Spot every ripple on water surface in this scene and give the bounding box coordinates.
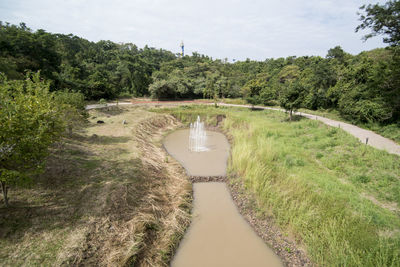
[163,129,230,177]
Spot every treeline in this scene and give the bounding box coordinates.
[0,22,175,99]
[150,54,245,99]
[150,47,400,124]
[149,0,400,125]
[1,18,400,125]
[241,47,400,123]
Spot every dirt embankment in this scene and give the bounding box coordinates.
[130,113,192,266]
[68,110,193,266]
[0,107,191,267]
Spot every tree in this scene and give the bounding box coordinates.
[356,0,400,46]
[335,52,395,123]
[241,76,268,108]
[0,73,65,207]
[54,90,87,135]
[279,80,305,121]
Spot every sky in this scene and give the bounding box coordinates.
[0,0,387,61]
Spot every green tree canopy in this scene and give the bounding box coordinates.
[0,73,65,207]
[356,0,400,46]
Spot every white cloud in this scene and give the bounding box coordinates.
[0,0,387,60]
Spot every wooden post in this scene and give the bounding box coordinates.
[366,137,369,145]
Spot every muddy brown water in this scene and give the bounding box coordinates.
[164,129,282,267]
[171,182,282,267]
[163,129,230,177]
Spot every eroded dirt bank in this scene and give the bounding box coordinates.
[0,107,191,267]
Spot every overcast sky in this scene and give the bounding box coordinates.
[0,0,387,61]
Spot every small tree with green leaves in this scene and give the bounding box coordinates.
[279,81,305,121]
[0,73,65,207]
[54,90,87,135]
[242,78,263,109]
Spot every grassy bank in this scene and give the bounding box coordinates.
[0,106,191,266]
[207,98,400,144]
[161,105,400,266]
[296,108,400,144]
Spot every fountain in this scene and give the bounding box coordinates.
[189,116,208,152]
[163,117,282,267]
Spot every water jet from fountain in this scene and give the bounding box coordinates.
[189,116,208,152]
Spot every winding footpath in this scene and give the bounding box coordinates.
[218,103,400,156]
[86,101,400,156]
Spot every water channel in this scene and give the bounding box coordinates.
[163,127,282,267]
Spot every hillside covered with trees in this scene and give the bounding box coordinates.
[1,1,399,265]
[0,22,175,99]
[1,0,399,126]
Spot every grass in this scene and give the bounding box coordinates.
[212,98,400,144]
[0,106,191,266]
[161,105,400,267]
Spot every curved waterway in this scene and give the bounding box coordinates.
[163,129,282,267]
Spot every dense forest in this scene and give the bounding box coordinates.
[150,47,400,124]
[0,0,399,126]
[0,21,176,99]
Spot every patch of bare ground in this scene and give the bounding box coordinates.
[0,106,191,267]
[361,193,399,213]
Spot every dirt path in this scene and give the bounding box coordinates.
[87,101,400,155]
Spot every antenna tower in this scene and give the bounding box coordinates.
[180,41,184,57]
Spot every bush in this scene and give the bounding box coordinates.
[0,73,65,207]
[339,97,392,123]
[99,98,107,105]
[54,90,87,134]
[55,90,86,111]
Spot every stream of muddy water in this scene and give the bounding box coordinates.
[164,129,282,267]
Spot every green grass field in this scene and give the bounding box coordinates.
[212,98,400,144]
[162,105,400,266]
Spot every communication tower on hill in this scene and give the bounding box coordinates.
[180,41,184,57]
